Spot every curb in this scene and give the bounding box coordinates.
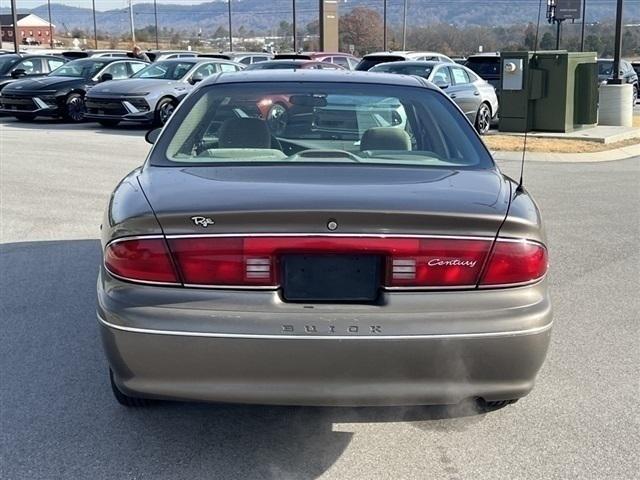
[492,144,640,163]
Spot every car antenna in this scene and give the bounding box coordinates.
[517,0,544,194]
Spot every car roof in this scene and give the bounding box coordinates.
[373,60,443,68]
[466,53,501,59]
[200,69,432,88]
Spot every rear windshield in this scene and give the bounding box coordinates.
[150,82,493,169]
[370,63,434,78]
[355,56,406,71]
[246,61,306,70]
[132,61,194,80]
[465,58,500,77]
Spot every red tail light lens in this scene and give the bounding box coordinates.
[105,235,547,289]
[104,238,179,284]
[480,240,548,286]
[167,236,493,288]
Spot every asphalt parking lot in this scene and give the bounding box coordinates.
[1,117,639,480]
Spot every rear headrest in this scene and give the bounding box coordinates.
[218,117,271,149]
[360,127,411,151]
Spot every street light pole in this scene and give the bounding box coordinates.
[580,0,586,51]
[402,0,407,50]
[10,0,19,53]
[292,0,297,52]
[129,0,136,44]
[610,0,624,84]
[47,0,54,48]
[227,0,233,52]
[153,0,159,49]
[92,0,98,49]
[383,0,387,50]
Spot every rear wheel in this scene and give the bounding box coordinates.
[14,113,35,121]
[154,97,177,126]
[98,119,120,128]
[474,103,492,135]
[64,93,85,122]
[109,369,153,407]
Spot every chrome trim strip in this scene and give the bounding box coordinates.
[183,283,279,290]
[97,313,552,340]
[477,274,547,289]
[104,266,182,287]
[165,233,497,241]
[105,235,165,247]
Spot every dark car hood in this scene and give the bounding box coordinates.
[138,165,512,237]
[2,76,85,92]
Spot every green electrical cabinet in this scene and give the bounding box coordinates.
[498,51,598,133]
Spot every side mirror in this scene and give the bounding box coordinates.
[99,73,113,82]
[434,79,450,89]
[190,73,204,85]
[145,127,162,145]
[11,68,26,79]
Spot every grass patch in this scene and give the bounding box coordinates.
[483,136,640,153]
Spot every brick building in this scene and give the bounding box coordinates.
[0,14,55,45]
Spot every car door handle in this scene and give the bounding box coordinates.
[473,91,480,96]
[450,93,457,98]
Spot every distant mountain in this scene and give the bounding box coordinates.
[0,0,634,36]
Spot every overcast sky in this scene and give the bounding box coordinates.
[1,0,214,11]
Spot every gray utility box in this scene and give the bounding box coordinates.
[499,51,598,133]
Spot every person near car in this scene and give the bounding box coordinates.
[132,45,151,63]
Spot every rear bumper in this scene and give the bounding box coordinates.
[98,270,552,406]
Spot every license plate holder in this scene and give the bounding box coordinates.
[281,254,381,302]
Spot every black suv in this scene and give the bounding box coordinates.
[464,53,501,91]
[0,57,147,122]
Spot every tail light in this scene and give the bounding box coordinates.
[104,237,179,284]
[104,236,547,289]
[479,239,548,287]
[167,236,493,288]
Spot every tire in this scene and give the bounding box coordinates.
[14,113,35,121]
[474,102,492,135]
[266,103,288,135]
[64,93,85,122]
[98,119,120,128]
[154,97,177,127]
[109,369,153,407]
[633,85,638,106]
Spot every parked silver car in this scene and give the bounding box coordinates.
[370,61,499,134]
[85,58,244,126]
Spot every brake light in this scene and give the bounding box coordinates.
[167,236,493,288]
[479,240,548,286]
[104,235,548,289]
[104,238,179,284]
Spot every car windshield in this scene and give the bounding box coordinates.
[370,63,434,78]
[597,61,613,76]
[465,58,500,76]
[0,55,21,75]
[151,81,492,169]
[50,59,109,78]
[132,61,194,80]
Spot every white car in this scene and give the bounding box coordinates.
[356,51,454,71]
